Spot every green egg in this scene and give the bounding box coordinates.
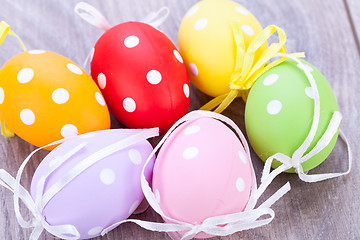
[245,59,339,173]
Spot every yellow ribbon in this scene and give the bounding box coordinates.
[0,21,27,137]
[200,22,305,113]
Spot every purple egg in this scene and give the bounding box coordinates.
[30,129,155,239]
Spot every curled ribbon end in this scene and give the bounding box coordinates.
[1,120,15,137]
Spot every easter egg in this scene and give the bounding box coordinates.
[152,117,254,238]
[245,59,339,172]
[178,0,267,97]
[30,129,156,239]
[0,50,110,149]
[91,22,190,133]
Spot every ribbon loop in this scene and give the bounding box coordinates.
[74,2,112,31]
[200,22,304,113]
[141,7,170,28]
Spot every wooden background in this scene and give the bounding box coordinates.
[0,0,359,239]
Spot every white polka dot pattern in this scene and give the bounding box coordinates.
[52,88,69,104]
[194,18,208,31]
[97,73,106,89]
[146,70,162,85]
[28,50,46,54]
[263,74,279,86]
[238,151,247,165]
[20,109,35,125]
[67,63,83,75]
[95,92,106,106]
[173,49,183,63]
[124,36,139,48]
[129,200,140,214]
[100,168,116,185]
[17,68,34,83]
[267,100,282,115]
[185,5,199,18]
[129,149,142,165]
[0,87,4,104]
[60,124,78,138]
[236,178,245,192]
[189,63,199,77]
[183,84,190,98]
[183,147,199,159]
[235,6,249,15]
[123,97,136,112]
[242,25,254,36]
[184,125,200,135]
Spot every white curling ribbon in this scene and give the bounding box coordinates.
[140,7,170,28]
[74,2,112,31]
[260,53,352,185]
[102,110,291,240]
[0,128,159,240]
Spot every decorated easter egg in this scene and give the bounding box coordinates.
[0,50,110,148]
[178,0,267,97]
[30,129,156,239]
[91,22,190,133]
[152,117,254,238]
[245,59,339,172]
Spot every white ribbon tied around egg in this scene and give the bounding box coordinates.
[259,53,352,187]
[0,128,159,240]
[103,110,292,240]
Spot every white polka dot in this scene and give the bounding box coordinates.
[90,48,95,62]
[267,100,282,115]
[123,97,136,112]
[242,25,254,36]
[97,73,106,89]
[238,151,247,164]
[155,189,161,203]
[100,168,116,185]
[146,70,162,85]
[128,149,142,165]
[124,35,139,48]
[189,63,198,77]
[297,63,313,72]
[49,155,63,168]
[129,200,140,215]
[305,87,315,99]
[173,49,183,63]
[95,92,106,106]
[183,83,190,98]
[20,109,35,125]
[194,18,208,31]
[28,50,45,54]
[183,147,199,159]
[52,88,69,104]
[88,226,103,236]
[17,68,34,83]
[184,125,200,135]
[0,87,4,104]
[67,63,83,75]
[60,124,78,138]
[80,132,96,139]
[263,73,279,86]
[185,5,199,18]
[235,6,249,15]
[236,178,245,192]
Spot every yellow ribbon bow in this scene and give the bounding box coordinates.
[200,22,305,113]
[0,21,27,137]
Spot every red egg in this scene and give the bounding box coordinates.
[91,22,190,133]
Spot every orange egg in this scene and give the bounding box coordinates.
[0,50,110,149]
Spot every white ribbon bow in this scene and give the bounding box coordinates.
[102,110,291,240]
[260,53,352,186]
[0,128,159,240]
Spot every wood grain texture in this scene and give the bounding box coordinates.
[0,0,359,239]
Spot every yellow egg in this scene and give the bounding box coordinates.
[0,50,110,149]
[178,0,267,97]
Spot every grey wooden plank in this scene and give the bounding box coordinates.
[0,0,359,239]
[346,0,360,54]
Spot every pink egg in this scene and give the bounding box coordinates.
[30,129,156,239]
[152,117,254,238]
